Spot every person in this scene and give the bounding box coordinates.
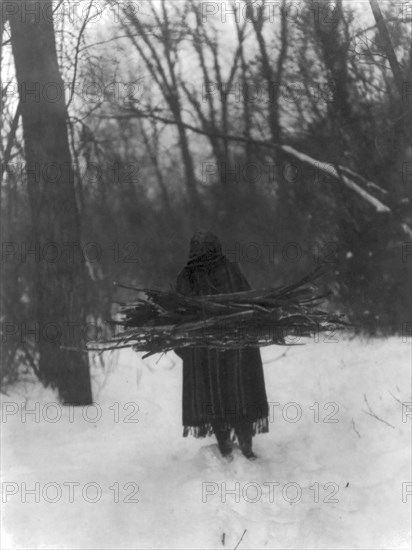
[175,231,269,460]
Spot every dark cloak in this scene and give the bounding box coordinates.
[175,232,269,438]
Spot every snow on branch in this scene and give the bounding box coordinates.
[102,110,412,235]
[401,224,412,238]
[281,145,391,214]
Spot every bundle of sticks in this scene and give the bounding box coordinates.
[89,266,347,357]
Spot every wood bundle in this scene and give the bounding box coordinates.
[89,267,347,357]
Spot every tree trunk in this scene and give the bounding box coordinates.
[369,0,405,98]
[9,0,92,405]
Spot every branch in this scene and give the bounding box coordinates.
[281,145,391,213]
[96,109,411,235]
[66,1,95,110]
[234,529,247,550]
[368,0,405,97]
[2,101,21,181]
[362,393,395,429]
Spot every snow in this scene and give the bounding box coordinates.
[280,145,392,214]
[1,336,411,550]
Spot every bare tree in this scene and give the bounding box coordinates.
[246,0,289,145]
[369,0,406,97]
[118,0,202,212]
[8,0,92,404]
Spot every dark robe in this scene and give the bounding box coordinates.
[175,254,269,438]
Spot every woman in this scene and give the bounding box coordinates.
[175,231,269,460]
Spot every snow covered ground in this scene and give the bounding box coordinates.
[1,335,411,549]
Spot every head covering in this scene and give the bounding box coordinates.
[187,231,224,265]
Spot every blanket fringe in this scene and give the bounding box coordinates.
[183,416,269,438]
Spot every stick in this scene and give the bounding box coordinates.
[234,529,247,550]
[362,394,395,429]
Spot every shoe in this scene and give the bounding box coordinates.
[222,451,234,462]
[235,421,256,460]
[213,423,233,459]
[217,439,233,458]
[238,435,256,459]
[242,449,257,460]
[238,437,257,459]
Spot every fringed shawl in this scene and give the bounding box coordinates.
[176,234,269,438]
